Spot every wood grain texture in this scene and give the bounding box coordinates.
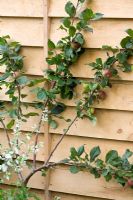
[49,0,133,19]
[0,0,43,17]
[0,18,43,46]
[50,167,133,200]
[50,18,133,48]
[51,192,110,200]
[50,107,133,142]
[50,134,133,162]
[22,47,45,75]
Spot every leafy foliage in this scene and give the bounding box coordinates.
[76,30,133,124]
[0,187,40,200]
[68,146,133,188]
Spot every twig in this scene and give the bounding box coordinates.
[23,115,78,185]
[45,115,78,165]
[0,118,11,148]
[33,81,56,169]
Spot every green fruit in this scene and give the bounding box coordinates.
[87,107,95,115]
[131,65,133,71]
[83,83,90,93]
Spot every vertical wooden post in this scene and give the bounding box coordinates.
[43,0,51,199]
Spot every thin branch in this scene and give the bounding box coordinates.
[45,115,78,165]
[23,115,78,186]
[33,81,56,169]
[0,118,11,148]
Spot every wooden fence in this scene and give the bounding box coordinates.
[0,0,133,200]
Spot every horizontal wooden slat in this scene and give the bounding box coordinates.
[50,134,133,162]
[57,83,133,111]
[50,107,133,142]
[0,0,43,17]
[22,47,45,75]
[1,82,133,111]
[50,18,133,48]
[49,0,133,19]
[51,192,109,200]
[70,49,133,80]
[0,18,43,46]
[50,167,133,200]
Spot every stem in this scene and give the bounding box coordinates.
[45,115,78,165]
[13,72,22,119]
[0,119,24,182]
[24,0,85,185]
[33,81,56,169]
[23,115,78,186]
[0,118,11,148]
[72,0,80,25]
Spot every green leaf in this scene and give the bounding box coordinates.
[0,72,11,81]
[104,173,112,182]
[79,0,85,3]
[79,9,94,21]
[69,166,79,174]
[96,58,102,65]
[116,52,127,63]
[17,76,29,85]
[62,18,71,28]
[9,109,17,118]
[120,36,133,49]
[73,33,84,45]
[122,149,133,160]
[77,145,84,156]
[102,45,118,53]
[51,103,66,115]
[37,88,47,100]
[7,119,15,129]
[49,120,58,129]
[24,112,39,118]
[90,146,101,162]
[70,147,78,160]
[92,13,104,20]
[115,176,127,186]
[126,29,133,37]
[48,39,56,50]
[28,78,46,87]
[88,82,99,91]
[65,1,76,17]
[69,26,76,37]
[105,150,118,163]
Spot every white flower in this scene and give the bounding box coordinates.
[1,164,8,172]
